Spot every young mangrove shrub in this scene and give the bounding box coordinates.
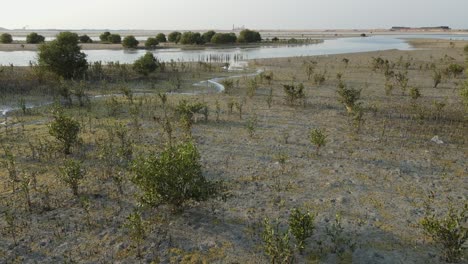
[38,32,88,79]
[432,70,442,88]
[175,100,208,134]
[124,211,148,259]
[131,141,218,209]
[409,87,421,101]
[246,114,258,138]
[283,83,305,106]
[309,128,327,155]
[221,79,234,94]
[337,81,361,113]
[59,159,86,196]
[247,79,259,98]
[326,214,356,257]
[122,35,139,49]
[262,218,294,264]
[445,64,465,78]
[266,87,274,108]
[48,109,80,155]
[145,37,159,49]
[395,71,409,94]
[289,208,315,254]
[420,203,467,263]
[133,52,159,76]
[313,72,326,85]
[461,82,468,110]
[0,33,13,44]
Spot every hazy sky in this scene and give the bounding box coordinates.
[2,0,467,30]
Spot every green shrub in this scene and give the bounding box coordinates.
[395,71,409,94]
[202,30,216,43]
[461,82,468,110]
[337,81,361,113]
[124,211,148,258]
[433,70,442,88]
[38,32,88,79]
[0,33,13,44]
[326,214,356,257]
[108,34,122,44]
[133,52,158,76]
[410,87,421,100]
[283,83,305,106]
[289,208,315,254]
[237,29,262,43]
[168,31,182,43]
[179,31,204,45]
[309,128,327,154]
[78,35,92,43]
[59,159,85,196]
[99,31,111,42]
[313,72,326,85]
[155,33,167,43]
[211,33,237,44]
[48,109,80,154]
[246,114,258,138]
[262,218,294,263]
[420,203,467,263]
[175,100,208,133]
[221,79,234,94]
[145,37,159,49]
[122,35,139,49]
[26,32,45,44]
[445,64,465,78]
[131,141,218,209]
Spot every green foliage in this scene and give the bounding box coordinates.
[133,52,158,76]
[99,31,111,42]
[78,34,92,43]
[145,37,159,49]
[155,33,167,43]
[410,87,421,100]
[445,64,465,78]
[461,82,468,110]
[245,114,258,138]
[420,203,467,263]
[48,109,80,154]
[168,31,182,43]
[337,81,361,113]
[432,70,442,88]
[26,32,45,44]
[175,100,208,133]
[289,208,315,254]
[202,30,216,43]
[59,159,86,196]
[131,141,218,208]
[395,71,409,94]
[262,218,294,264]
[122,35,139,49]
[221,79,234,94]
[108,34,122,44]
[326,214,356,257]
[283,83,305,106]
[309,128,327,154]
[0,33,13,44]
[247,79,258,98]
[38,31,88,79]
[313,72,326,85]
[124,211,148,258]
[210,33,237,44]
[179,31,204,45]
[238,29,262,43]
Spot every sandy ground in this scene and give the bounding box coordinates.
[408,38,468,49]
[0,44,467,263]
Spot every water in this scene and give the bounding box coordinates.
[2,34,468,66]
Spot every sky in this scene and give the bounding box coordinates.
[1,0,468,30]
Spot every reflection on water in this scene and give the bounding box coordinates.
[1,34,467,66]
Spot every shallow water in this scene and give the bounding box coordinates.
[2,34,468,66]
